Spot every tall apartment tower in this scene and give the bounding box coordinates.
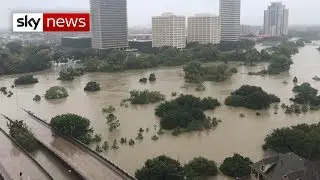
[219,0,241,41]
[90,0,128,49]
[152,13,186,49]
[264,2,289,36]
[187,14,221,44]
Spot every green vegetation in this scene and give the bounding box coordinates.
[102,105,115,114]
[183,61,237,83]
[219,154,253,178]
[82,40,254,73]
[102,141,109,150]
[290,83,319,105]
[106,113,120,131]
[135,155,219,180]
[155,95,221,131]
[267,54,293,74]
[50,114,94,144]
[57,67,84,81]
[127,90,165,104]
[14,75,38,85]
[148,73,156,81]
[7,120,38,153]
[33,95,41,101]
[225,85,280,110]
[184,157,218,179]
[263,123,320,160]
[93,134,102,142]
[45,86,69,99]
[0,42,52,75]
[317,47,320,51]
[135,155,184,180]
[84,81,100,92]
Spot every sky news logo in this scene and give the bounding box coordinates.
[12,13,90,32]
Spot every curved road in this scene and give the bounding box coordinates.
[0,129,51,180]
[19,112,133,180]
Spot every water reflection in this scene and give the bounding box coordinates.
[0,43,319,179]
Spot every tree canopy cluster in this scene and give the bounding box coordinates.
[155,94,221,131]
[7,120,38,153]
[219,154,253,178]
[0,42,52,75]
[50,114,94,144]
[84,81,101,92]
[57,67,84,81]
[128,90,165,104]
[183,61,237,83]
[82,40,255,73]
[263,123,320,160]
[225,85,280,110]
[135,155,218,180]
[290,83,319,105]
[14,75,38,85]
[266,41,299,74]
[45,86,69,99]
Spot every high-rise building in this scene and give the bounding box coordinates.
[90,0,128,49]
[219,0,241,41]
[187,14,221,44]
[240,25,262,35]
[152,13,186,49]
[264,2,289,36]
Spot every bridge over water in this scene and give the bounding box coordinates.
[11,108,136,180]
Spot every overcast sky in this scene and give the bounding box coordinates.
[1,0,319,29]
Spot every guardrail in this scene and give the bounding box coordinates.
[36,138,87,180]
[0,116,54,180]
[21,107,137,180]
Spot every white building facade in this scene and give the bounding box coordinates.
[90,0,128,49]
[187,14,221,44]
[152,13,186,49]
[219,0,241,41]
[264,2,289,36]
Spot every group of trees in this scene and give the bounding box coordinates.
[7,120,38,153]
[44,86,69,99]
[0,42,52,75]
[154,95,221,131]
[225,85,280,110]
[289,83,320,109]
[263,123,320,160]
[57,67,84,81]
[14,75,38,85]
[82,40,256,73]
[127,90,165,104]
[135,155,217,180]
[50,114,95,144]
[135,154,253,180]
[183,61,237,83]
[84,81,101,92]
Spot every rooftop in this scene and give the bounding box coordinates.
[250,152,320,180]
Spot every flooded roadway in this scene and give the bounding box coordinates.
[0,43,320,179]
[0,117,52,180]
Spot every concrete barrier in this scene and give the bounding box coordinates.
[36,139,88,180]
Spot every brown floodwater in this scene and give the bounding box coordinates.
[0,43,320,179]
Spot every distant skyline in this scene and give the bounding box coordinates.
[1,0,320,30]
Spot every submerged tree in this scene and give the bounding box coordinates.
[219,154,253,178]
[7,120,38,153]
[50,114,94,144]
[106,113,120,131]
